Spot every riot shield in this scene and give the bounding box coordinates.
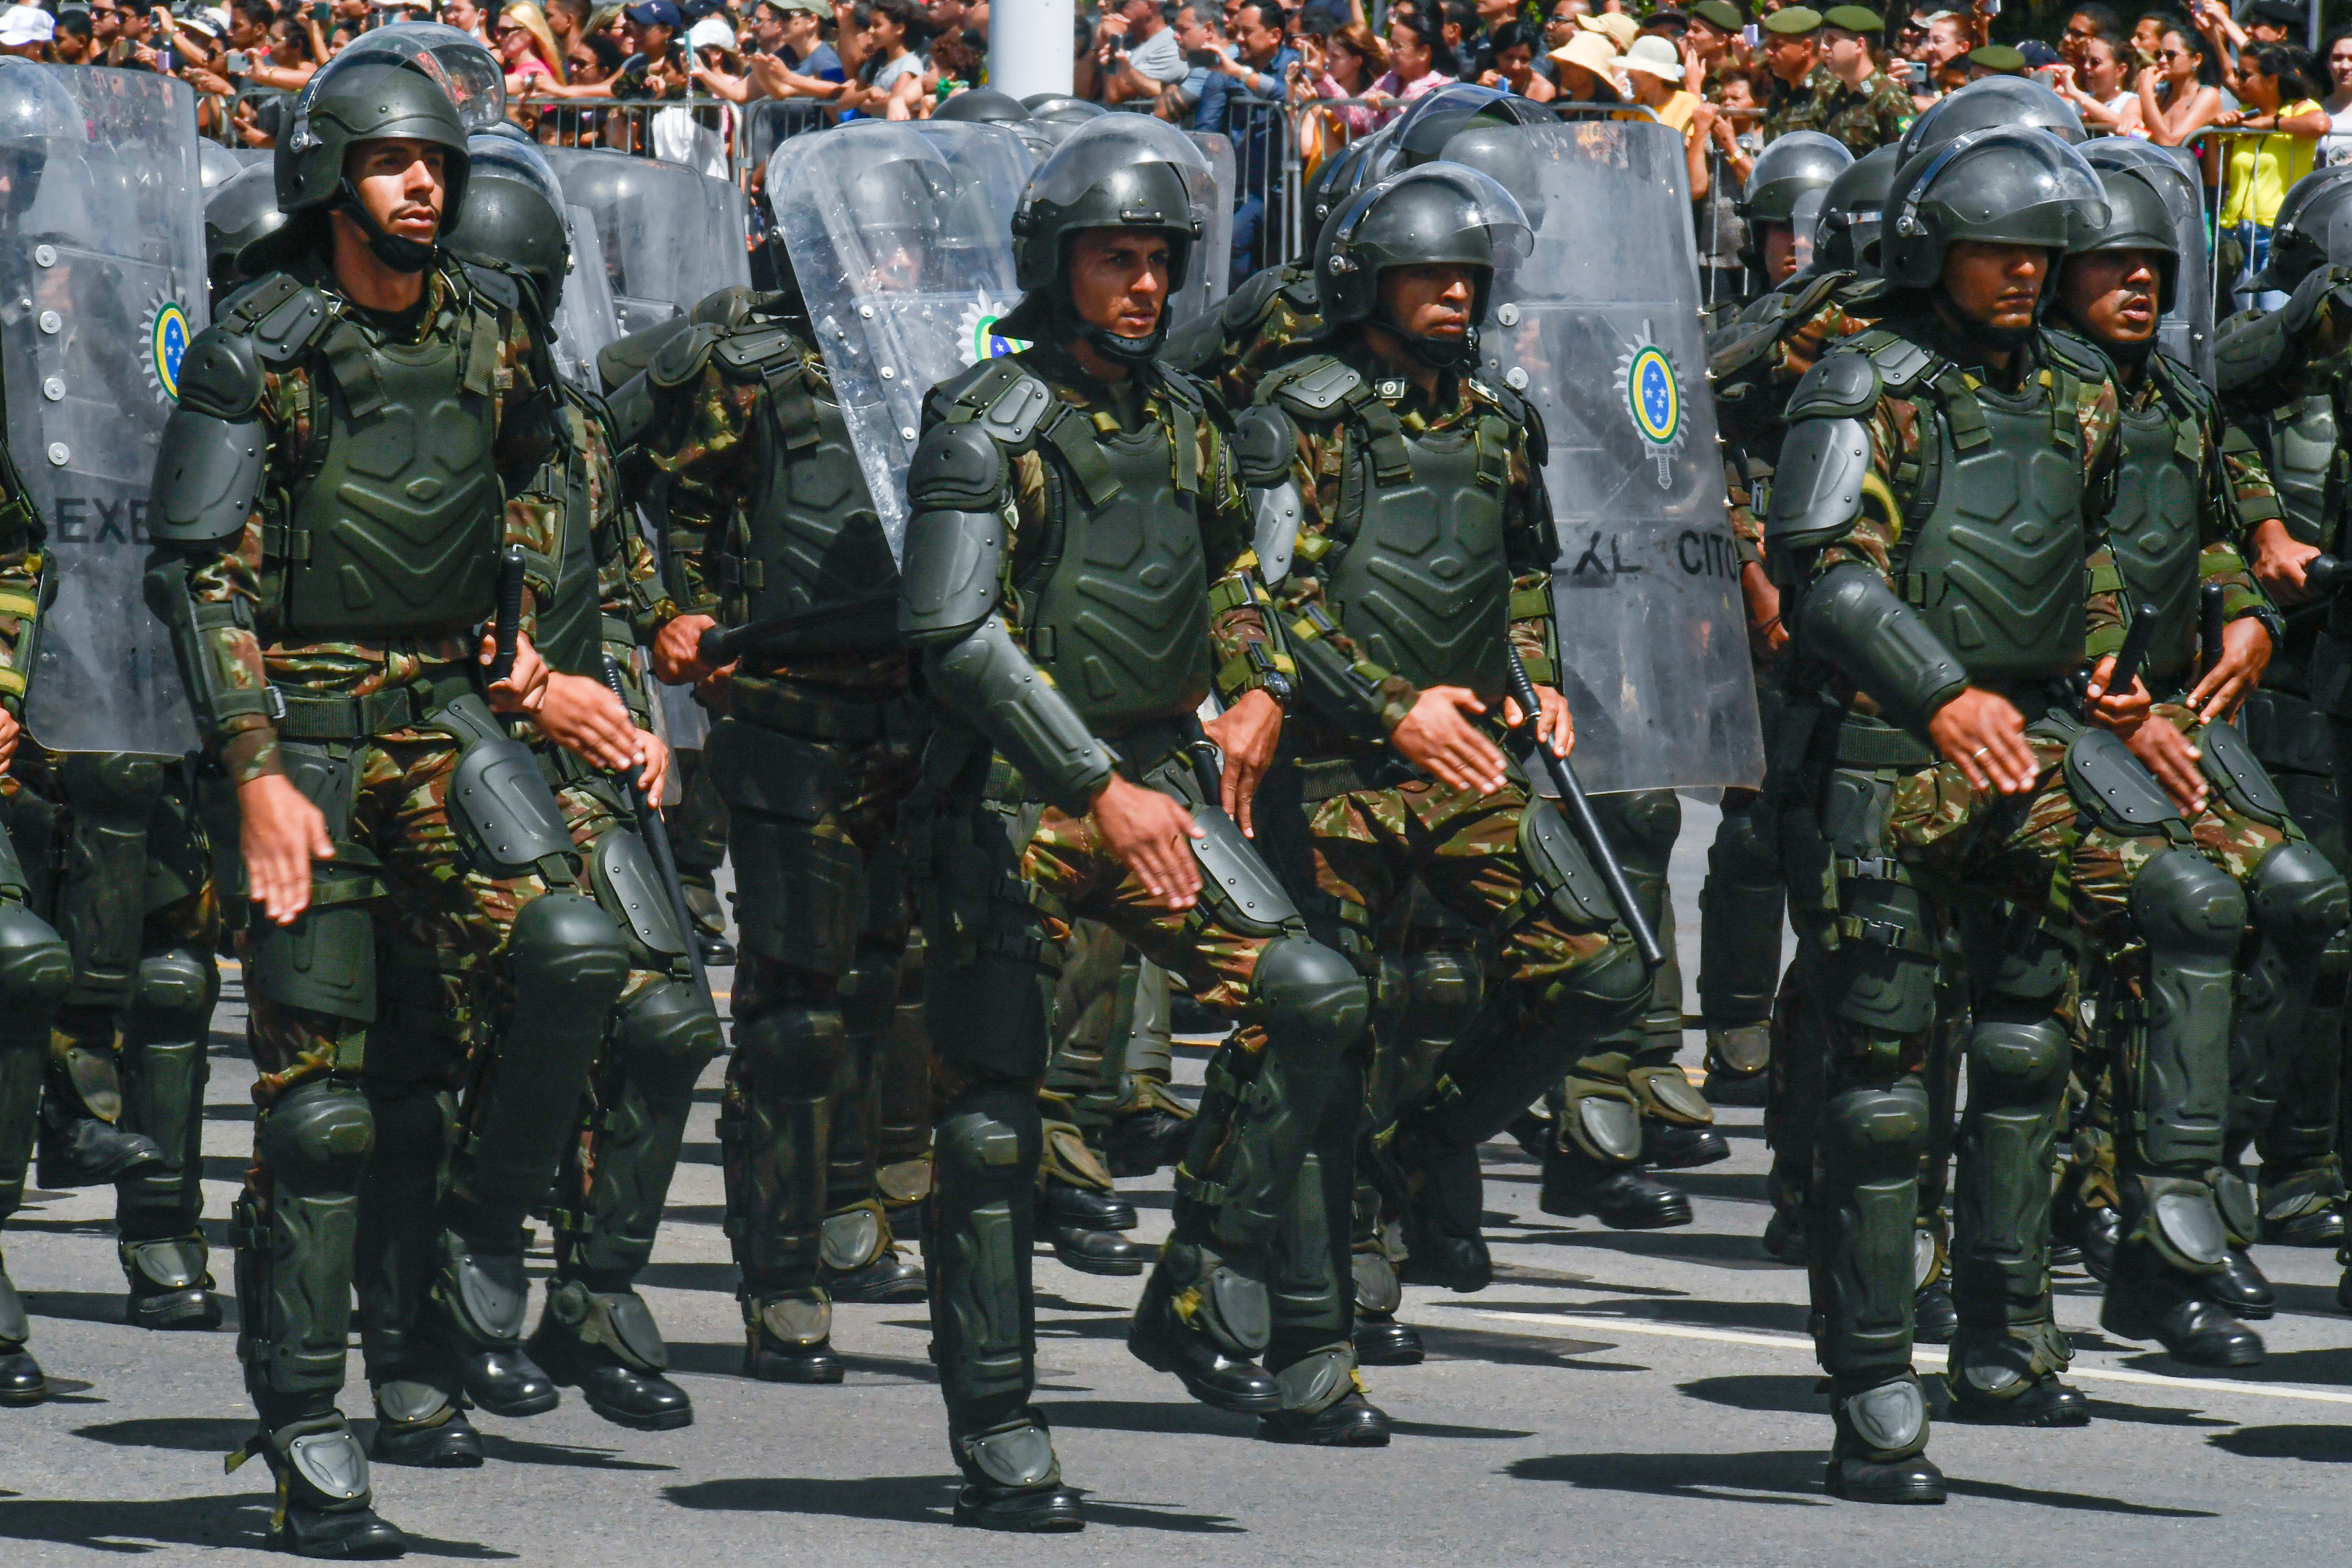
[1,65,202,756]
[1790,186,1824,275]
[545,148,750,336]
[770,119,1030,556]
[1480,117,1762,793]
[1175,132,1236,329]
[2082,139,2212,382]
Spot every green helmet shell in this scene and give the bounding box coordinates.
[2070,166,2180,312]
[1882,127,2109,292]
[1317,161,1534,338]
[2251,165,2352,293]
[1811,143,1899,276]
[274,52,471,234]
[447,172,571,313]
[1742,131,1852,225]
[1008,114,1210,299]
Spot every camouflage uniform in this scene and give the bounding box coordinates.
[1802,69,1915,157]
[146,258,631,1455]
[1761,65,1837,141]
[1247,340,1649,1291]
[636,290,933,1372]
[1166,261,1324,410]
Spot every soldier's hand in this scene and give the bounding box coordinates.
[2249,518,2321,606]
[652,613,733,686]
[632,730,671,805]
[2185,614,2273,723]
[1502,683,1575,760]
[1389,685,1508,796]
[1927,687,2038,795]
[1741,561,1789,658]
[1200,688,1283,838]
[1092,774,1205,910]
[0,708,17,773]
[2083,654,2153,731]
[533,671,648,777]
[2125,714,2210,817]
[483,630,550,715]
[239,773,334,926]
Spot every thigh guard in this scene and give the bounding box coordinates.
[244,742,376,1025]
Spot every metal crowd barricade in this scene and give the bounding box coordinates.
[2188,124,2310,322]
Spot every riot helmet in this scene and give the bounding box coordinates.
[1895,73,2087,168]
[205,162,284,293]
[447,172,571,314]
[199,138,244,192]
[934,86,1030,123]
[0,58,83,222]
[1437,119,1546,235]
[2069,165,2180,311]
[263,50,471,273]
[1317,162,1533,369]
[1000,115,1211,362]
[1882,127,2109,310]
[328,21,509,132]
[1740,131,1850,275]
[1395,85,1553,168]
[1022,94,1107,147]
[2248,165,2352,293]
[1811,143,1898,277]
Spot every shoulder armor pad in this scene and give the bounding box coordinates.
[1709,309,1793,381]
[1263,354,1361,416]
[459,260,520,313]
[1784,268,1848,324]
[1161,309,1226,375]
[943,359,1057,447]
[907,419,1005,509]
[2148,350,2215,420]
[1766,414,1872,551]
[691,284,760,327]
[1155,364,1206,414]
[226,274,333,366]
[1220,264,1289,331]
[2215,306,2293,397]
[596,315,696,395]
[1785,349,1885,421]
[173,327,265,421]
[649,322,725,389]
[711,323,805,380]
[602,368,658,452]
[1278,268,1320,311]
[2041,326,2114,382]
[1858,332,1937,392]
[1233,404,1297,487]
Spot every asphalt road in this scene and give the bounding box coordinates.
[3,799,2349,1566]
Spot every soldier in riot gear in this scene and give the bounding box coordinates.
[2212,171,2352,1292]
[899,115,1374,1525]
[1766,126,2265,1503]
[1740,132,1852,292]
[1235,159,1650,1331]
[621,127,944,1387]
[439,147,723,1437]
[143,51,631,1554]
[206,162,284,304]
[2048,164,2332,1329]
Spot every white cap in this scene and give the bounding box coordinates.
[0,5,56,46]
[686,15,736,51]
[1620,34,1683,79]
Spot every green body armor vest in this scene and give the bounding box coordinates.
[2105,369,2206,683]
[534,398,605,676]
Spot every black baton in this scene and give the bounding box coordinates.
[601,652,712,1004]
[487,544,527,686]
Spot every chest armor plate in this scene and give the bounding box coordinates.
[537,437,604,676]
[1902,381,2085,681]
[284,323,502,639]
[2268,393,2337,546]
[724,385,898,631]
[1026,417,1211,733]
[2106,399,2203,679]
[1321,417,1511,695]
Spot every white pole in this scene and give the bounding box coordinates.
[990,0,1076,101]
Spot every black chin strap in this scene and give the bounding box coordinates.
[1053,282,1165,366]
[1375,306,1481,371]
[333,184,436,275]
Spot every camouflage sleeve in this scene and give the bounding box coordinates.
[648,366,762,618]
[1196,414,1289,707]
[1725,452,1765,568]
[495,301,556,636]
[2196,412,2277,626]
[1261,418,1420,736]
[2079,381,2128,661]
[1504,425,1560,688]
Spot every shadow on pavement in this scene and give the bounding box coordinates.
[2121,1344,2352,1387]
[1940,1478,2217,1517]
[1505,1448,1830,1505]
[1415,1324,1638,1370]
[474,1434,677,1472]
[663,1474,955,1525]
[1035,1397,1258,1438]
[74,1416,249,1452]
[0,1494,516,1558]
[2206,1424,2352,1462]
[663,1340,938,1383]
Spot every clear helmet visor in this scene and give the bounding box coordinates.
[1024,114,1214,213]
[1896,128,2110,252]
[305,23,507,132]
[1334,162,1537,269]
[466,128,563,212]
[1790,186,1825,272]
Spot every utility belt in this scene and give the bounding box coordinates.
[725,675,921,747]
[265,668,482,743]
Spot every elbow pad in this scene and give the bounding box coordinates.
[925,616,1116,814]
[900,422,1009,643]
[147,407,266,545]
[1766,416,1872,555]
[2214,305,2299,398]
[1800,561,1970,733]
[602,368,660,453]
[1235,404,1303,585]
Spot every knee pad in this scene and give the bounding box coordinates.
[586,827,693,972]
[256,1079,375,1191]
[2249,839,2350,951]
[1819,1083,1928,1161]
[1965,1018,2068,1095]
[1710,795,1777,880]
[612,978,723,1067]
[0,905,72,1012]
[506,892,631,1009]
[733,1005,847,1097]
[1248,934,1370,1055]
[934,1079,1039,1199]
[2131,848,2248,959]
[131,948,217,1034]
[1405,945,1484,1036]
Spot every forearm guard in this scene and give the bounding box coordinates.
[1799,561,1970,733]
[923,617,1117,815]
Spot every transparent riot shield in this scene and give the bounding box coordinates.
[2083,140,2213,383]
[1,65,202,756]
[546,148,751,335]
[1790,186,1824,276]
[770,119,1030,556]
[1480,117,1763,794]
[1175,132,1236,329]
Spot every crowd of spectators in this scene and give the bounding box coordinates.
[3,0,2350,295]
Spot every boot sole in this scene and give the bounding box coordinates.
[1539,1201,1693,1231]
[2100,1315,2267,1368]
[1126,1334,1280,1414]
[1945,1397,2090,1428]
[0,1384,48,1407]
[268,1522,410,1558]
[1258,1418,1392,1446]
[744,1356,846,1385]
[1050,1249,1145,1277]
[128,1294,224,1332]
[952,1502,1085,1531]
[582,1395,694,1432]
[371,1438,485,1469]
[1645,1142,1732,1171]
[465,1388,560,1418]
[1825,1475,1946,1504]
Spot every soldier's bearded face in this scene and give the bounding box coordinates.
[1067,228,1171,340]
[348,138,447,245]
[1940,240,2048,335]
[2059,248,2161,347]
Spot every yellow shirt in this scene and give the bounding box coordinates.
[2220,99,2322,226]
